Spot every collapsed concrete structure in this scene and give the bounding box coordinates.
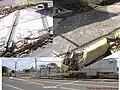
[0,5,53,57]
[53,2,120,77]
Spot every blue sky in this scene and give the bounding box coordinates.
[1,57,61,71]
[1,52,120,71]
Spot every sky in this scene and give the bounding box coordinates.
[1,52,120,71]
[1,57,61,71]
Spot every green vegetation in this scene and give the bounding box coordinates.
[2,66,9,76]
[88,3,98,8]
[11,70,16,74]
[13,1,40,8]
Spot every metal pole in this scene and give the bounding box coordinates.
[39,65,41,77]
[15,61,17,77]
[26,0,29,3]
[35,57,37,78]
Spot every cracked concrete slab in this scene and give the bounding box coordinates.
[53,4,120,55]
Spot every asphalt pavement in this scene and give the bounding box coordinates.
[2,76,118,90]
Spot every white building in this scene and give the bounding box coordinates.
[81,52,119,77]
[81,58,118,76]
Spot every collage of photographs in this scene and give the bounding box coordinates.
[0,0,120,90]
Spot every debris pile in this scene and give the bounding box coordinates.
[53,3,96,18]
[0,2,39,19]
[109,31,120,52]
[0,5,53,57]
[3,32,53,57]
[0,6,28,19]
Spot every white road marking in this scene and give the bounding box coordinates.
[9,77,118,88]
[32,80,62,84]
[56,81,75,87]
[9,77,63,84]
[61,87,80,90]
[10,77,13,79]
[76,80,118,84]
[55,80,118,88]
[74,81,79,83]
[3,83,23,90]
[65,83,118,88]
[10,77,44,85]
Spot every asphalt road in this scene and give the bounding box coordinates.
[2,77,118,90]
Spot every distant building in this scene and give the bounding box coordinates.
[81,58,118,78]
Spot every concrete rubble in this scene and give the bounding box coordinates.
[0,6,53,57]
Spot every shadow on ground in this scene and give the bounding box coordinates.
[54,8,119,37]
[35,7,53,17]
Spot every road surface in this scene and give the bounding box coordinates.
[2,76,118,90]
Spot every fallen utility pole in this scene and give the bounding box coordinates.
[1,10,20,57]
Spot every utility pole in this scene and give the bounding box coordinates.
[15,61,17,77]
[26,0,29,4]
[39,65,41,77]
[35,57,37,78]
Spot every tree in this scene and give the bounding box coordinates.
[2,66,9,76]
[11,70,16,74]
[40,64,46,69]
[30,67,34,72]
[23,69,30,75]
[24,69,31,73]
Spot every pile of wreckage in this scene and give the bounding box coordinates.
[53,0,120,18]
[0,4,53,57]
[0,6,25,19]
[0,2,39,19]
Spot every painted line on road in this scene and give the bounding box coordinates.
[75,80,118,84]
[32,79,62,84]
[55,80,118,88]
[3,83,23,90]
[32,79,118,85]
[66,83,118,88]
[30,79,118,84]
[10,77,62,84]
[56,81,75,87]
[10,77,44,85]
[9,77,118,88]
